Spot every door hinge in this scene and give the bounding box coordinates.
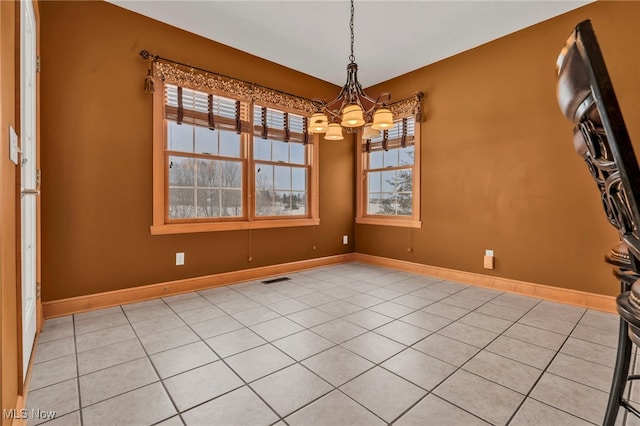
[36,282,41,299]
[36,56,41,73]
[36,169,42,188]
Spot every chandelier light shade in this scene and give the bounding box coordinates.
[309,112,329,133]
[362,124,380,140]
[341,104,366,127]
[324,123,345,140]
[371,108,394,130]
[310,0,393,137]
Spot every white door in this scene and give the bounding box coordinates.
[21,0,37,380]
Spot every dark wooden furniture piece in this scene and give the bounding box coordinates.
[555,19,640,426]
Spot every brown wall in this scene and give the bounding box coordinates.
[1,0,20,421]
[39,0,639,303]
[357,1,640,296]
[39,1,353,301]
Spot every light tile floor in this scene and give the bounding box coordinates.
[25,263,638,425]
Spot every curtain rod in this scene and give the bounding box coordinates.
[139,49,315,103]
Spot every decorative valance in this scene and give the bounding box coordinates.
[142,51,315,115]
[388,92,424,123]
[140,50,424,123]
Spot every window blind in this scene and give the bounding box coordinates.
[365,117,415,152]
[253,105,311,145]
[165,84,251,133]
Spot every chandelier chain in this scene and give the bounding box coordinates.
[349,0,355,63]
[309,0,396,136]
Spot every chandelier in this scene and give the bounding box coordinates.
[309,0,394,141]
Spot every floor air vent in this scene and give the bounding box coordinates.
[261,277,291,284]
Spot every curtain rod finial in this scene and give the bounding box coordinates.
[140,50,150,60]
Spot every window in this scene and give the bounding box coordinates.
[151,82,319,235]
[165,88,246,220]
[253,106,310,217]
[356,116,421,228]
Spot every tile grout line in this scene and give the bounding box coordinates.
[73,311,86,426]
[32,268,395,423]
[403,295,607,425]
[504,307,598,425]
[32,264,622,426]
[70,306,184,422]
[166,286,606,426]
[394,289,610,424]
[197,273,433,424]
[352,276,508,424]
[163,297,289,425]
[267,275,480,424]
[384,286,538,425]
[126,298,187,425]
[46,272,516,422]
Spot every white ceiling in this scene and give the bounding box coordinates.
[108,0,593,87]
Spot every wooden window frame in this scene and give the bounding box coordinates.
[356,119,422,228]
[151,79,319,235]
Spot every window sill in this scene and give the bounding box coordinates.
[151,218,320,235]
[355,217,422,228]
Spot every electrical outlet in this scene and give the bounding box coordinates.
[176,252,185,266]
[484,249,494,269]
[343,235,348,245]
